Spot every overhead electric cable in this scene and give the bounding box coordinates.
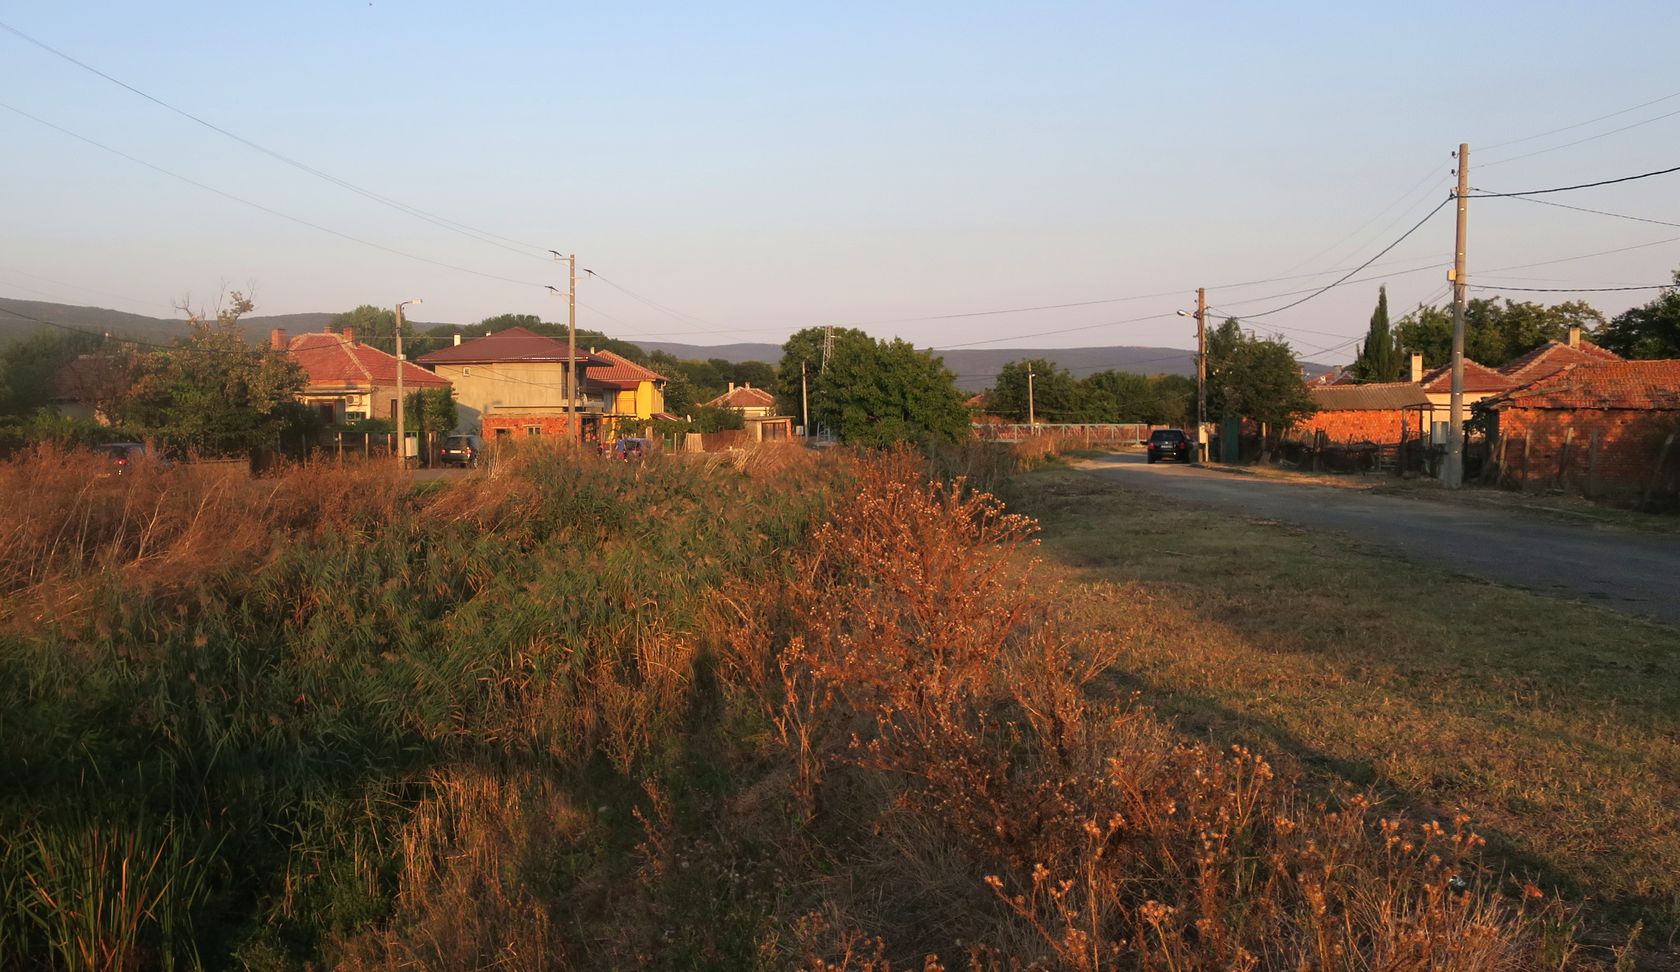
[1466,283,1671,293]
[1480,107,1680,168]
[1466,163,1680,198]
[1480,90,1680,152]
[0,19,549,258]
[0,101,549,290]
[1469,188,1680,230]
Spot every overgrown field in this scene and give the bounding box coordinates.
[0,444,1589,969]
[1002,465,1680,968]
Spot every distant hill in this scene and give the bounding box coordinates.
[0,298,1333,387]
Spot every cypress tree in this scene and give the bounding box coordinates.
[1353,286,1400,381]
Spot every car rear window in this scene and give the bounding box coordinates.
[1150,431,1184,443]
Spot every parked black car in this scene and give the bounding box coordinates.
[439,433,483,468]
[90,442,151,475]
[1146,428,1192,464]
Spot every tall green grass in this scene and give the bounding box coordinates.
[0,443,834,968]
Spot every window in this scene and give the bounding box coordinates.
[389,400,398,419]
[494,427,512,438]
[462,367,471,376]
[526,426,542,436]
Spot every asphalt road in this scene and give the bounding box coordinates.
[1080,453,1680,624]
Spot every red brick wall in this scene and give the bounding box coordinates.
[1292,409,1426,446]
[1494,407,1680,501]
[482,415,580,440]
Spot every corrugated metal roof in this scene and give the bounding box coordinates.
[1308,382,1432,411]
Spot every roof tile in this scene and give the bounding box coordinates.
[289,331,449,388]
[1493,360,1680,410]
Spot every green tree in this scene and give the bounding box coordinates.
[1206,319,1316,432]
[1084,371,1195,425]
[332,304,404,355]
[0,328,102,418]
[1352,286,1402,381]
[689,404,745,433]
[404,387,460,436]
[1595,271,1680,359]
[111,294,306,456]
[776,327,967,443]
[1396,297,1606,368]
[990,359,1087,423]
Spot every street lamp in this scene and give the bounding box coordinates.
[395,298,422,467]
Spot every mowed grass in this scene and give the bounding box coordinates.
[1001,466,1680,950]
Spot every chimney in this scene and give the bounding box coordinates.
[728,382,736,393]
[1567,325,1581,348]
[1409,352,1423,383]
[269,328,286,350]
[342,326,356,344]
[453,333,462,346]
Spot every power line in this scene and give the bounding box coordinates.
[1480,106,1680,169]
[1465,163,1680,198]
[929,312,1179,350]
[0,19,550,259]
[0,101,551,291]
[1469,188,1680,230]
[1212,197,1453,321]
[1480,90,1680,152]
[1466,283,1671,294]
[1481,235,1680,274]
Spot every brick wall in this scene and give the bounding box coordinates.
[1493,407,1680,502]
[482,414,581,440]
[1292,409,1426,446]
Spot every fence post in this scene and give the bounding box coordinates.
[1493,433,1508,487]
[1643,433,1675,509]
[1520,431,1531,490]
[1587,431,1601,498]
[1555,427,1575,490]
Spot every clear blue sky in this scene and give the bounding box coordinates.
[2,1,1677,364]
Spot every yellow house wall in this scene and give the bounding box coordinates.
[433,362,571,432]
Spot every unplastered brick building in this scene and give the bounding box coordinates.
[1486,360,1680,506]
[1295,382,1433,446]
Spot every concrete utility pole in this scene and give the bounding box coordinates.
[1443,144,1470,488]
[394,298,422,467]
[567,253,578,443]
[1027,367,1037,429]
[1196,287,1208,462]
[800,360,810,436]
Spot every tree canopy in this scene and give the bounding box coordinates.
[111,294,306,456]
[331,304,405,356]
[1394,297,1605,369]
[1206,319,1316,431]
[1351,286,1402,381]
[1594,270,1680,359]
[775,327,967,444]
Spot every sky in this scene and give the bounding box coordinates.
[1,1,1677,366]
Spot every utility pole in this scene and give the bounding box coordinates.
[394,298,421,468]
[1196,287,1208,463]
[1443,144,1470,488]
[567,253,578,445]
[800,360,810,436]
[1027,367,1037,429]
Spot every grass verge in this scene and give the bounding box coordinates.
[1001,465,1680,964]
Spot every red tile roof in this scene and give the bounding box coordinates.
[1492,360,1680,410]
[413,326,583,365]
[704,384,777,409]
[289,331,449,388]
[1418,359,1515,394]
[1498,339,1621,386]
[584,349,665,388]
